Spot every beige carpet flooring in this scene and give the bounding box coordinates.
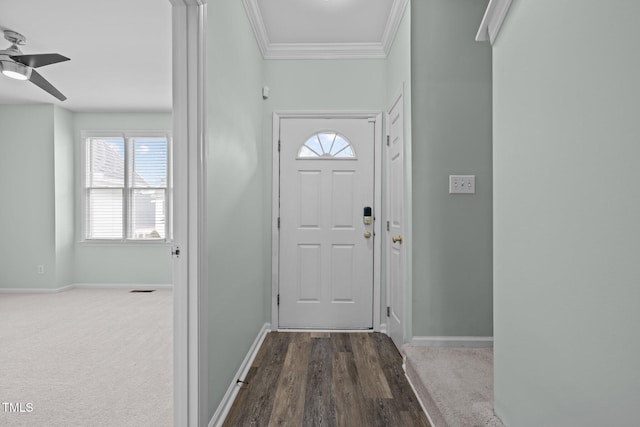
[0,288,173,427]
[403,346,504,427]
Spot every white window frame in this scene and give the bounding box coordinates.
[297,131,358,160]
[80,130,173,244]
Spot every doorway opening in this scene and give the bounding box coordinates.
[271,112,383,331]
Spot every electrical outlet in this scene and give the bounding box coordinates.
[37,265,44,274]
[449,175,476,194]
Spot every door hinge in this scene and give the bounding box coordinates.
[277,294,280,305]
[171,247,181,258]
[386,135,390,146]
[277,217,280,229]
[386,306,390,317]
[386,221,390,231]
[278,140,281,152]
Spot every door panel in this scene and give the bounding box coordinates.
[332,171,356,227]
[298,244,321,301]
[387,92,405,348]
[331,244,355,301]
[299,171,321,227]
[279,118,375,329]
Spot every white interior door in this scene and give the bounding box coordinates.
[279,117,375,329]
[386,92,405,349]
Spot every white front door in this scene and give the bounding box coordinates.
[386,92,405,349]
[278,117,375,329]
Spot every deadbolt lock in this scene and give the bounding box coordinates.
[363,206,372,225]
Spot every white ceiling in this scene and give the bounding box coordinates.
[0,0,172,113]
[0,0,406,112]
[245,0,408,59]
[260,0,394,44]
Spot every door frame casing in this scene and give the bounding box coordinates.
[271,111,383,331]
[170,0,208,426]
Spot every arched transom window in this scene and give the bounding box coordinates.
[297,132,356,159]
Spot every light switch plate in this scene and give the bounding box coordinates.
[449,175,476,194]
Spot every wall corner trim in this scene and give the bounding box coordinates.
[209,323,272,427]
[475,0,513,45]
[411,336,494,348]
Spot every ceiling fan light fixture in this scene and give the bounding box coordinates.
[0,60,31,81]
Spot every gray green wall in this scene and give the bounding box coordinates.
[0,105,57,289]
[207,0,266,418]
[0,108,172,289]
[493,1,640,425]
[73,113,172,285]
[263,59,387,110]
[411,0,493,337]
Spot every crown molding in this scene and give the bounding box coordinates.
[476,0,512,45]
[264,42,387,60]
[242,0,408,60]
[241,0,270,56]
[169,0,206,6]
[381,0,409,56]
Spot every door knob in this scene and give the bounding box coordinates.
[364,231,372,239]
[392,235,403,244]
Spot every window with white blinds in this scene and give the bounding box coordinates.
[83,132,171,242]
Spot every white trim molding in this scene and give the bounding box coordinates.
[0,285,74,294]
[241,0,270,56]
[262,43,387,60]
[403,360,436,427]
[411,336,494,348]
[381,0,409,56]
[209,323,272,427]
[74,283,173,290]
[476,0,513,45]
[0,284,172,294]
[242,0,408,59]
[169,0,208,426]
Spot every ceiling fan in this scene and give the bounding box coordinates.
[0,30,70,101]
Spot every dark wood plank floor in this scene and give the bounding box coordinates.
[223,332,431,427]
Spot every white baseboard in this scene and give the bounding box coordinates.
[379,323,388,334]
[73,283,173,290]
[411,336,494,348]
[403,355,436,427]
[0,284,173,294]
[0,285,74,294]
[209,322,272,427]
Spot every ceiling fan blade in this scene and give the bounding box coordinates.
[11,53,70,68]
[28,69,67,101]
